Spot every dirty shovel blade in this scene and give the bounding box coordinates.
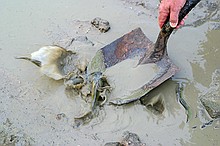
[88,28,179,105]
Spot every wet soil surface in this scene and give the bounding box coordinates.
[0,0,220,145]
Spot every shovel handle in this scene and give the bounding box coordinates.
[177,0,201,26]
[161,0,201,33]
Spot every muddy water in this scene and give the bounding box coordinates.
[0,0,220,145]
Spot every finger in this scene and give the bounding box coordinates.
[180,20,184,26]
[169,0,186,28]
[176,14,187,29]
[183,15,188,21]
[159,11,169,28]
[176,20,184,29]
[169,6,182,27]
[158,2,170,28]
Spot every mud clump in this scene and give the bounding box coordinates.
[200,69,220,119]
[91,17,110,33]
[104,131,146,146]
[201,99,220,119]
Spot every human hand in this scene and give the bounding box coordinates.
[158,0,187,28]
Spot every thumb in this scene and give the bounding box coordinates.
[169,0,186,28]
[169,6,181,27]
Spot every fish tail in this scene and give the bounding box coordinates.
[15,56,41,67]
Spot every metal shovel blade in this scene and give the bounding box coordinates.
[88,28,179,105]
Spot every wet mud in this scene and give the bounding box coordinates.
[0,0,220,145]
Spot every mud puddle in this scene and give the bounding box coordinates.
[0,0,220,145]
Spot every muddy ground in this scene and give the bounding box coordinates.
[0,0,220,145]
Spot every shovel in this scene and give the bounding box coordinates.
[87,0,201,105]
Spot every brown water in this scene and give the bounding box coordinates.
[0,0,220,145]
